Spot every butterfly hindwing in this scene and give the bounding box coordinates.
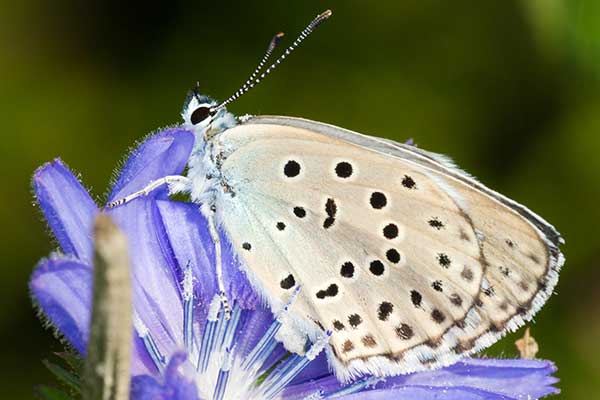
[214,116,563,379]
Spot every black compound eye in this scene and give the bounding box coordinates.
[191,106,212,125]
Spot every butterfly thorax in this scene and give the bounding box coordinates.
[181,93,238,210]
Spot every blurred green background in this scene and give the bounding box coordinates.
[1,0,599,398]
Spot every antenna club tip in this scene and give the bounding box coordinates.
[268,32,285,51]
[320,9,333,19]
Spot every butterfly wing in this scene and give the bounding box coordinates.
[214,116,563,380]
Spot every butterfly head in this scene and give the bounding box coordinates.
[182,87,236,139]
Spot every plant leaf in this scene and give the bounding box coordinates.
[43,359,81,392]
[35,385,76,400]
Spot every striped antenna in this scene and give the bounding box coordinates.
[226,32,284,102]
[213,10,332,112]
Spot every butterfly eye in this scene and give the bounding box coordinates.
[190,106,214,125]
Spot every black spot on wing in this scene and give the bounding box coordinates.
[323,198,337,229]
[489,322,504,333]
[378,302,394,321]
[335,161,353,178]
[461,266,474,282]
[340,262,355,278]
[383,223,399,239]
[410,290,422,307]
[428,217,445,230]
[342,340,354,353]
[293,206,306,218]
[323,218,335,229]
[280,274,295,290]
[402,175,416,189]
[369,260,385,276]
[283,160,301,177]
[316,283,339,299]
[449,293,463,307]
[453,340,475,353]
[370,192,387,209]
[362,335,377,348]
[386,248,401,264]
[396,323,414,340]
[348,313,363,328]
[333,320,345,331]
[424,338,442,349]
[431,309,446,323]
[432,280,443,292]
[437,253,451,268]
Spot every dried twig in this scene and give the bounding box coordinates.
[82,214,132,400]
[515,327,539,359]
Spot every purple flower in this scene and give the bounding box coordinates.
[30,128,560,399]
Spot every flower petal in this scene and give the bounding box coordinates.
[108,128,194,203]
[378,358,559,400]
[33,159,98,263]
[30,257,156,376]
[336,386,513,400]
[162,353,199,398]
[231,308,289,374]
[30,258,91,353]
[130,375,165,399]
[283,358,559,400]
[130,353,198,400]
[234,308,282,360]
[289,352,330,385]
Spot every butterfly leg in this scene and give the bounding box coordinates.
[107,175,191,208]
[207,210,231,320]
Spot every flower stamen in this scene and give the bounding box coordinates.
[133,312,166,372]
[213,347,234,400]
[182,263,195,355]
[259,330,332,399]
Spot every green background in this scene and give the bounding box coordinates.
[1,1,599,398]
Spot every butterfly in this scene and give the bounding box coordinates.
[108,10,564,381]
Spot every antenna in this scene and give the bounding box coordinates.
[225,32,284,102]
[212,9,333,112]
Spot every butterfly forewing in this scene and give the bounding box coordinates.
[215,117,563,379]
